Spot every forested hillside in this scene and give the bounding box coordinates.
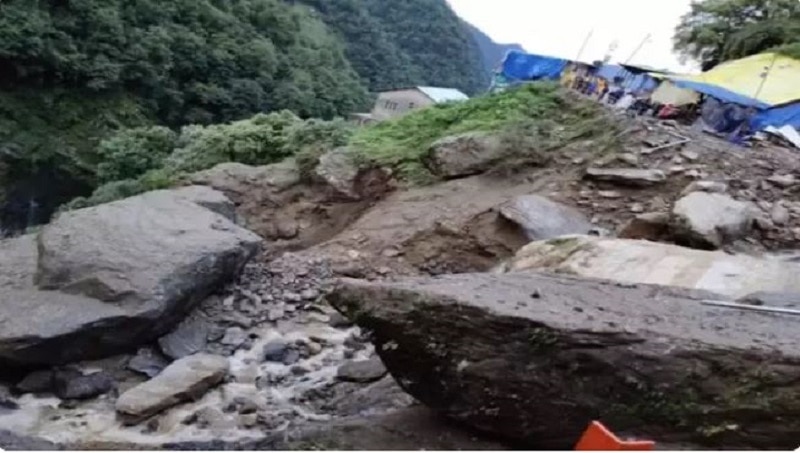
[0,0,500,234]
[464,21,525,75]
[297,0,488,94]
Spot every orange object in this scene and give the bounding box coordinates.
[575,421,655,451]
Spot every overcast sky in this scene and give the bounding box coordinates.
[448,0,699,73]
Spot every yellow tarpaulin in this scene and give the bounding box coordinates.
[670,53,800,106]
[650,80,701,106]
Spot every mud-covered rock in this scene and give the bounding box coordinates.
[116,354,228,424]
[671,192,755,249]
[507,236,800,298]
[329,273,800,449]
[498,195,592,241]
[427,133,504,178]
[617,212,670,241]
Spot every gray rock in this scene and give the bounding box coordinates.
[767,174,797,188]
[329,273,800,449]
[584,168,666,187]
[52,369,114,400]
[328,312,353,329]
[262,340,289,363]
[771,202,790,226]
[314,148,362,200]
[128,348,170,378]
[0,430,59,450]
[16,369,54,394]
[671,192,755,249]
[219,327,247,347]
[498,195,592,241]
[0,234,37,290]
[158,314,211,360]
[116,353,228,424]
[0,189,260,368]
[426,133,504,178]
[190,160,301,195]
[336,357,387,383]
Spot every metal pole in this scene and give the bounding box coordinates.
[701,300,800,317]
[576,29,594,62]
[624,33,651,64]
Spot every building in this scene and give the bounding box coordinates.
[352,86,469,124]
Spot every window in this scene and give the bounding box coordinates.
[408,102,416,109]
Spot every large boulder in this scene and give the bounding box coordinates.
[189,160,301,197]
[498,195,592,241]
[0,189,260,367]
[426,133,504,179]
[506,235,800,298]
[0,234,37,289]
[116,353,228,424]
[329,273,800,450]
[671,192,755,249]
[584,168,666,187]
[314,148,390,201]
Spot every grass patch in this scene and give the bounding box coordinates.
[348,82,621,182]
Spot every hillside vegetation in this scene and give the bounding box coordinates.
[0,0,508,233]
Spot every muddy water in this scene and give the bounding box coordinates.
[0,316,371,447]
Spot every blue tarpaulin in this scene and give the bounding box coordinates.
[751,101,800,130]
[500,51,568,82]
[595,65,658,93]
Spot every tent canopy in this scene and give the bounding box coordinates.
[500,50,568,82]
[668,53,800,109]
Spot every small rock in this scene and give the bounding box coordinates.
[291,365,311,376]
[195,406,233,429]
[336,357,388,383]
[767,174,797,188]
[328,312,353,329]
[158,315,210,360]
[267,308,285,322]
[584,168,666,187]
[219,327,247,347]
[238,413,258,428]
[617,153,639,166]
[754,216,775,231]
[282,350,301,366]
[757,200,773,212]
[598,190,623,199]
[128,348,170,378]
[377,266,392,275]
[306,341,323,356]
[771,202,790,226]
[381,248,401,258]
[262,340,289,363]
[672,192,755,249]
[53,369,114,400]
[283,292,302,303]
[680,150,699,161]
[16,370,54,394]
[629,203,645,214]
[300,289,319,300]
[668,166,686,175]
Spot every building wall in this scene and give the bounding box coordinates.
[370,89,434,120]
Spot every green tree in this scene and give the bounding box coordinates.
[674,0,800,70]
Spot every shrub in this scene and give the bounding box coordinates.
[95,126,178,183]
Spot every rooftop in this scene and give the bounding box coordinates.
[416,86,470,103]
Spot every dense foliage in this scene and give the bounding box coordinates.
[69,111,354,208]
[299,0,489,94]
[674,0,800,70]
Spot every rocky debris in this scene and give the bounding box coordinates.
[771,201,790,225]
[336,357,387,383]
[190,160,301,196]
[329,273,800,450]
[158,313,212,360]
[0,430,59,450]
[0,234,37,290]
[498,195,592,241]
[671,192,755,249]
[262,340,290,363]
[426,133,504,179]
[116,353,228,424]
[127,348,170,378]
[13,368,114,400]
[680,180,727,196]
[584,167,666,187]
[617,212,670,241]
[507,236,800,298]
[4,189,260,367]
[168,185,238,223]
